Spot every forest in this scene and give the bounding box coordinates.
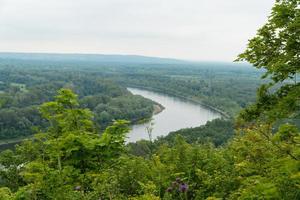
[0,58,262,118]
[0,0,299,199]
[0,68,156,141]
[0,47,262,143]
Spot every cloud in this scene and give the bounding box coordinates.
[0,0,275,61]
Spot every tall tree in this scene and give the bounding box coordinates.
[0,89,130,199]
[237,0,300,124]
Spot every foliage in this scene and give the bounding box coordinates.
[0,86,299,199]
[0,70,154,140]
[0,0,299,199]
[238,0,300,83]
[127,118,234,157]
[162,118,234,146]
[0,89,131,199]
[237,0,300,125]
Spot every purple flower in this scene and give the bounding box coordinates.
[179,183,188,192]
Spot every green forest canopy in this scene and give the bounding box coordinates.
[0,70,155,140]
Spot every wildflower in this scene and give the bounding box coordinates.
[74,186,81,191]
[172,181,177,187]
[179,183,188,192]
[166,187,173,193]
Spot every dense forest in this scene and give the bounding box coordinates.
[0,69,155,140]
[0,0,299,199]
[0,48,262,143]
[0,59,262,117]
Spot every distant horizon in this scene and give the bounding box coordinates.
[0,51,249,64]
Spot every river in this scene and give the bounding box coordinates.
[127,88,221,142]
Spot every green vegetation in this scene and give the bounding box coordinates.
[0,88,298,199]
[0,0,299,199]
[115,66,262,117]
[127,118,234,157]
[0,69,155,140]
[163,119,234,146]
[236,0,300,127]
[0,51,261,142]
[0,58,262,118]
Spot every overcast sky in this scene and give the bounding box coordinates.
[0,0,275,61]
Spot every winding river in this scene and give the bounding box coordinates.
[127,88,221,142]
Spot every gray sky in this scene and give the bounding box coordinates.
[0,0,274,61]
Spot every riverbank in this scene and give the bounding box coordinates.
[153,103,165,115]
[0,87,222,150]
[134,103,164,125]
[0,103,165,150]
[0,136,34,150]
[126,85,231,119]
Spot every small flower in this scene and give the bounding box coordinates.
[166,187,173,193]
[176,177,182,183]
[179,183,188,192]
[74,186,81,191]
[172,181,178,187]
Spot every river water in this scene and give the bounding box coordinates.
[127,88,221,142]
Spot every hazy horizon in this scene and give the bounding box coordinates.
[0,0,274,61]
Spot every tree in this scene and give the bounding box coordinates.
[238,0,299,83]
[234,1,300,198]
[0,89,130,199]
[237,0,300,124]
